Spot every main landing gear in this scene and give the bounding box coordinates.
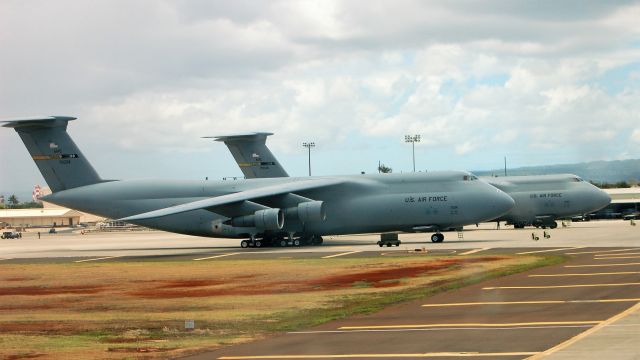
[239,234,324,248]
[430,233,445,243]
[240,234,264,248]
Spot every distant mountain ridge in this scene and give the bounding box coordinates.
[473,159,640,183]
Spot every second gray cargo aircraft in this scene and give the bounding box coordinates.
[3,116,514,247]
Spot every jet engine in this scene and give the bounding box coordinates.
[284,201,326,223]
[231,208,284,230]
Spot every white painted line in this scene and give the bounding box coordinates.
[219,352,541,359]
[322,251,362,259]
[566,262,640,268]
[459,248,490,256]
[566,248,638,255]
[483,283,640,290]
[338,321,600,330]
[194,253,240,261]
[517,247,581,255]
[595,252,640,257]
[594,256,640,260]
[290,324,593,334]
[421,299,640,307]
[74,256,122,263]
[526,302,640,360]
[530,271,640,277]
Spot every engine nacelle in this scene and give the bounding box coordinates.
[285,201,326,223]
[231,208,284,230]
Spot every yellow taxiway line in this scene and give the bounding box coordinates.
[595,252,640,257]
[421,298,640,307]
[483,282,640,290]
[193,253,240,261]
[322,251,362,259]
[517,247,582,255]
[219,352,540,359]
[526,302,640,360]
[565,262,640,268]
[337,321,600,330]
[529,271,640,277]
[566,248,638,255]
[74,256,122,263]
[594,255,640,260]
[458,248,490,256]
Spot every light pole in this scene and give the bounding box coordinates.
[302,142,315,176]
[404,134,421,172]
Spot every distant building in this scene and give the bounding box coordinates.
[0,187,105,228]
[596,187,640,218]
[0,208,82,227]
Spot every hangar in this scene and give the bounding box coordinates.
[0,208,83,228]
[599,187,640,218]
[1,187,104,229]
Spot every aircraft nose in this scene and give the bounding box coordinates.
[485,187,515,219]
[594,189,611,210]
[496,189,516,215]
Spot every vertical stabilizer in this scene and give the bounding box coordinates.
[206,133,289,179]
[2,116,102,192]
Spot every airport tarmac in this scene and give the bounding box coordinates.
[178,247,640,360]
[0,220,638,261]
[1,220,638,359]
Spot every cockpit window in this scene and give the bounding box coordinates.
[463,175,478,181]
[573,177,583,182]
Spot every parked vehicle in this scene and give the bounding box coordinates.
[623,212,640,220]
[377,233,401,247]
[1,231,22,239]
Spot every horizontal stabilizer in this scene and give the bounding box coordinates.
[119,178,342,222]
[1,116,77,128]
[204,132,274,142]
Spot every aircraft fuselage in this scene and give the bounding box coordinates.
[45,172,514,238]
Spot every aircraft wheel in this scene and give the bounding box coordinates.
[437,233,445,242]
[240,240,249,248]
[431,234,439,243]
[293,239,301,247]
[279,239,287,247]
[255,240,262,248]
[550,222,558,229]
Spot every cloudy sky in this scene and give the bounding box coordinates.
[1,1,639,198]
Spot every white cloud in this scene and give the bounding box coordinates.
[2,1,640,189]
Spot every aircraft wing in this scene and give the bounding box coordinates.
[119,178,342,221]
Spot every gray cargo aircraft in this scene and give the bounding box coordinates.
[485,175,610,228]
[2,116,514,247]
[213,133,611,231]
